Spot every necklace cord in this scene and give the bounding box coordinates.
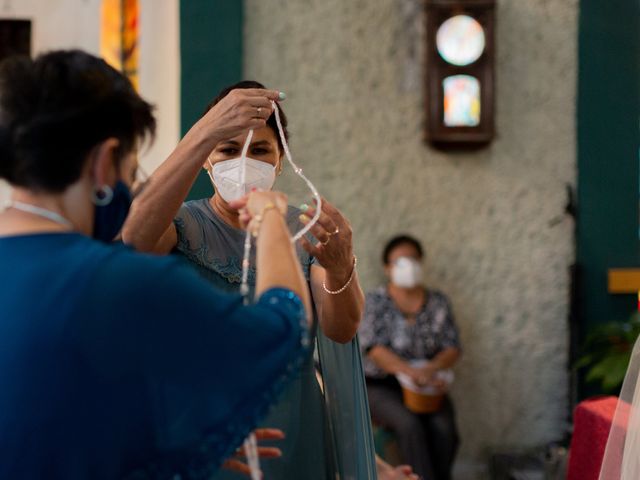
[238,100,323,479]
[7,201,74,229]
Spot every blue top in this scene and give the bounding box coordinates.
[0,232,309,480]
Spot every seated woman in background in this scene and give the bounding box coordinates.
[360,235,462,480]
[0,50,311,479]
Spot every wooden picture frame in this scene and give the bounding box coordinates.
[425,0,495,147]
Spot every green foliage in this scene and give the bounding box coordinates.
[575,312,640,393]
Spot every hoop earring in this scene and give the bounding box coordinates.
[92,185,114,206]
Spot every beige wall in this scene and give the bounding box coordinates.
[245,0,577,473]
[0,0,179,205]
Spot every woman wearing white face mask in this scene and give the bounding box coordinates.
[359,235,462,480]
[122,81,382,479]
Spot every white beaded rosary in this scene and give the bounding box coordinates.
[240,100,322,480]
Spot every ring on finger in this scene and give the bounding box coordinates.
[257,106,262,116]
[321,237,331,246]
[329,226,340,236]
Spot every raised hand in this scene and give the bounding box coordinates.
[298,197,354,281]
[193,88,283,147]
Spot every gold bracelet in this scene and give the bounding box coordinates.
[322,256,357,295]
[251,203,279,237]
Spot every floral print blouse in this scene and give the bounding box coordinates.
[359,286,461,379]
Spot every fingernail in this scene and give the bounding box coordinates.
[278,91,287,101]
[299,203,309,212]
[299,214,310,224]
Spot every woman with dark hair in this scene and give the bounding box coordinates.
[122,81,386,479]
[0,50,313,479]
[360,235,462,480]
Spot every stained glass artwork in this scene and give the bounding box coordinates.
[443,75,481,127]
[101,0,139,90]
[436,15,485,66]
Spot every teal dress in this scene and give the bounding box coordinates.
[174,199,377,479]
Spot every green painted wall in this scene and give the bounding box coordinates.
[577,0,640,393]
[180,0,243,200]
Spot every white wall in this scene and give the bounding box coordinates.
[0,0,180,204]
[138,0,180,172]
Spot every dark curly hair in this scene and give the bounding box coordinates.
[0,49,155,193]
[203,80,288,151]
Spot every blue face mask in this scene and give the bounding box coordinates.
[93,180,132,243]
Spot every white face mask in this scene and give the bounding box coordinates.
[208,156,276,203]
[391,257,423,288]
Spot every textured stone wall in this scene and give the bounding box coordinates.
[245,0,577,470]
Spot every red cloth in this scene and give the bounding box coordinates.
[567,396,629,480]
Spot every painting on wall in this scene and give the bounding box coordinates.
[443,74,481,127]
[100,0,139,90]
